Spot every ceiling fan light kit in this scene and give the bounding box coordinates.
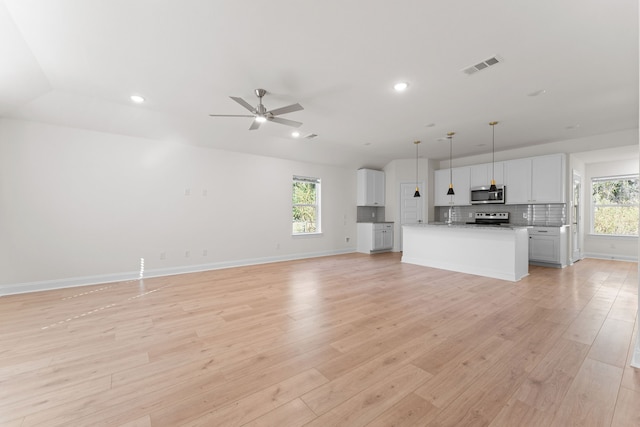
[210,88,304,130]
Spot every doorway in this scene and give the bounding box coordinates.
[571,170,582,262]
[399,182,424,251]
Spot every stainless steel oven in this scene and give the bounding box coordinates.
[470,185,505,204]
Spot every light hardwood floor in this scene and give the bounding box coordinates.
[1,253,639,426]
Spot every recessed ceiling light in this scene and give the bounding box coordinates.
[130,95,145,103]
[565,124,580,130]
[394,82,409,92]
[291,131,300,138]
[527,89,546,97]
[364,142,371,146]
[476,143,487,147]
[425,123,436,128]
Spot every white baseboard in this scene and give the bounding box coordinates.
[0,248,356,296]
[583,252,639,262]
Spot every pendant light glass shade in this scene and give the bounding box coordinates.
[446,132,455,196]
[413,140,421,197]
[489,121,498,192]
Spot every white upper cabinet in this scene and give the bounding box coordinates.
[504,158,532,204]
[469,162,504,188]
[531,155,565,203]
[357,169,385,206]
[434,166,471,206]
[504,154,566,204]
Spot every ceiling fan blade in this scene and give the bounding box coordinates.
[209,114,255,117]
[248,119,262,130]
[267,103,304,116]
[268,117,303,128]
[230,96,256,113]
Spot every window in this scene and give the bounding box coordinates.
[292,176,321,234]
[591,175,639,236]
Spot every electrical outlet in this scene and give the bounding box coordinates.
[346,237,350,242]
[468,212,473,218]
[185,188,191,196]
[185,250,190,258]
[372,212,376,218]
[202,249,208,256]
[160,252,166,260]
[522,212,527,219]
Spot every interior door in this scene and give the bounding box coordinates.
[400,182,424,251]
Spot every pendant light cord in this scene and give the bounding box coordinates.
[489,121,498,190]
[416,142,419,185]
[449,135,453,185]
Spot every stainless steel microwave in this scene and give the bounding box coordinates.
[470,185,506,204]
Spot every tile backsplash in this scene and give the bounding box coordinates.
[435,203,566,226]
[357,206,386,222]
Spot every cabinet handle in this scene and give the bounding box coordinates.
[538,230,548,233]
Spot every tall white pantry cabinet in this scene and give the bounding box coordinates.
[356,169,393,253]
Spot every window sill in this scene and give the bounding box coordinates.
[587,234,638,239]
[292,232,323,238]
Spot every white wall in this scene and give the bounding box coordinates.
[0,119,357,294]
[583,158,639,261]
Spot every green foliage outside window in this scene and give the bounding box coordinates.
[292,178,320,234]
[592,177,639,235]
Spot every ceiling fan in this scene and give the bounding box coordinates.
[209,88,303,130]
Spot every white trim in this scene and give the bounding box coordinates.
[582,252,639,262]
[587,234,638,239]
[0,248,356,296]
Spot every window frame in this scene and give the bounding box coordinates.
[590,174,639,237]
[292,175,322,236]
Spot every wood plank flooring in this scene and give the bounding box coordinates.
[1,253,639,426]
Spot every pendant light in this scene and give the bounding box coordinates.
[489,121,498,192]
[413,140,421,197]
[446,132,455,196]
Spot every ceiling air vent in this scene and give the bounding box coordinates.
[462,55,502,75]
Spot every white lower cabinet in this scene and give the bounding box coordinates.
[528,226,568,267]
[357,223,394,254]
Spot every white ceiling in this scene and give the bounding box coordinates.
[1,0,638,169]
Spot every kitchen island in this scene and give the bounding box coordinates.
[402,223,529,282]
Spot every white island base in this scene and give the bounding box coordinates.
[402,224,529,282]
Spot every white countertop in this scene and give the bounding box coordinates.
[405,222,530,231]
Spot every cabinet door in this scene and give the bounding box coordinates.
[357,169,385,206]
[434,169,450,206]
[372,170,385,205]
[531,154,565,203]
[382,224,393,249]
[491,161,505,186]
[452,167,471,205]
[469,164,489,188]
[470,162,504,188]
[505,158,532,204]
[529,236,559,263]
[435,167,470,206]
